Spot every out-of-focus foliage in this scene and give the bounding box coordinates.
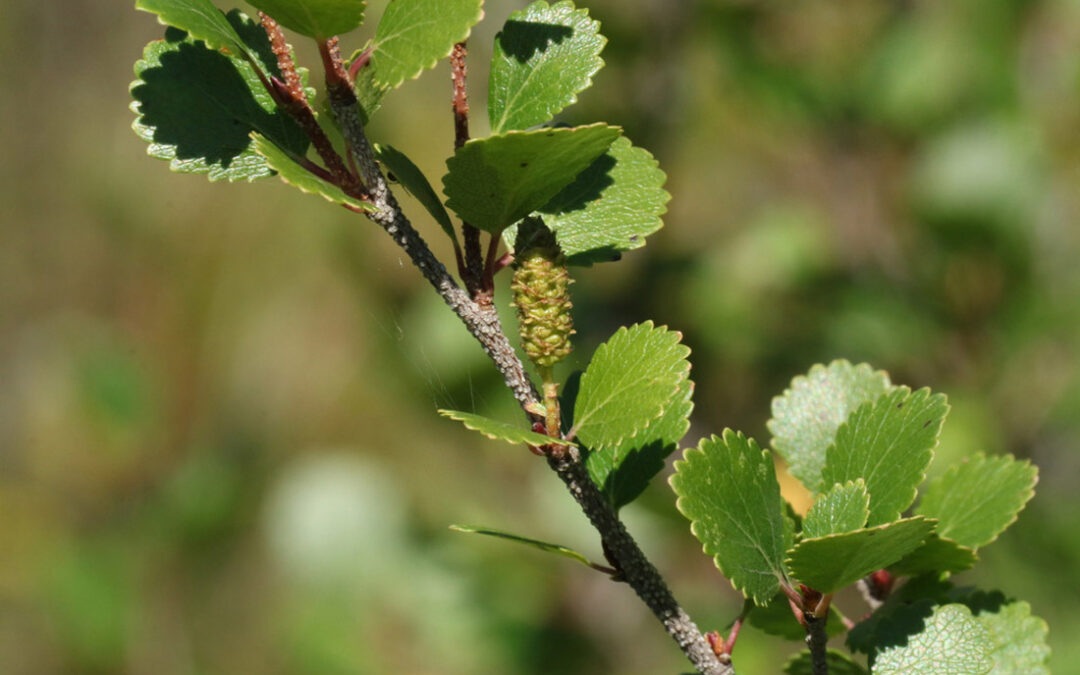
[2,0,1079,673]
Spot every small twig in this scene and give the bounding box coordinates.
[258,15,362,193]
[805,613,830,675]
[449,41,485,296]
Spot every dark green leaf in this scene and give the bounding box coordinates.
[438,409,574,447]
[822,387,949,526]
[540,136,670,265]
[802,480,870,539]
[245,0,366,39]
[786,517,933,594]
[488,0,606,133]
[769,361,892,493]
[586,380,693,511]
[372,0,484,88]
[448,525,601,570]
[254,136,377,211]
[872,604,993,675]
[784,650,869,675]
[916,453,1037,550]
[131,16,310,182]
[572,322,690,451]
[374,144,456,241]
[442,124,620,232]
[890,535,978,577]
[671,430,792,605]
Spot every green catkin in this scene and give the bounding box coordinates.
[511,224,575,371]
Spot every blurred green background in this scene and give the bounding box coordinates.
[3,0,1079,672]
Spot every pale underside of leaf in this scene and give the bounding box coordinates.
[872,604,993,675]
[768,360,892,494]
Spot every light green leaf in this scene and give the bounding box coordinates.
[442,124,620,232]
[131,18,310,182]
[872,604,993,675]
[372,0,484,89]
[136,0,248,55]
[769,361,892,493]
[671,430,792,605]
[748,593,846,641]
[802,480,870,539]
[970,600,1050,675]
[822,387,949,526]
[245,0,366,39]
[254,136,377,211]
[374,144,456,240]
[448,525,600,570]
[586,380,692,511]
[785,650,869,675]
[438,409,573,447]
[889,534,978,577]
[571,322,690,450]
[488,0,606,133]
[916,454,1037,550]
[786,517,933,594]
[540,136,670,265]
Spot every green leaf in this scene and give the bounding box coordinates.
[244,0,366,39]
[785,650,869,675]
[872,604,993,675]
[448,525,601,570]
[802,480,870,539]
[374,144,456,241]
[571,322,690,450]
[488,0,606,133]
[786,517,933,594]
[822,387,949,526]
[371,0,484,89]
[670,430,792,605]
[131,17,311,182]
[970,600,1050,675]
[586,380,693,511]
[916,454,1037,550]
[540,136,670,265]
[889,535,978,577]
[769,361,892,493]
[136,0,248,55]
[442,124,620,233]
[438,409,574,447]
[748,593,846,641]
[254,135,377,211]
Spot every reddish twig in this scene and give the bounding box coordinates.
[449,41,485,296]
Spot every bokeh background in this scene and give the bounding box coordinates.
[3,0,1079,672]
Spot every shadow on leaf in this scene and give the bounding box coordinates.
[498,21,575,62]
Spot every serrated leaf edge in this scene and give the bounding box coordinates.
[438,409,576,447]
[571,320,691,450]
[372,1,485,89]
[671,430,791,602]
[490,0,608,134]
